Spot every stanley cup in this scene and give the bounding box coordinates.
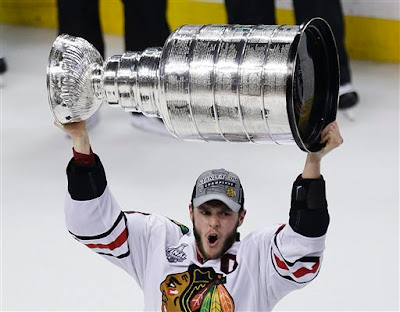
[47,18,339,152]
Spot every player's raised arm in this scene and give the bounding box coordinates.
[302,121,344,179]
[55,121,134,273]
[266,121,343,304]
[287,121,343,238]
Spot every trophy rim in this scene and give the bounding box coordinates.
[47,36,64,124]
[286,17,339,152]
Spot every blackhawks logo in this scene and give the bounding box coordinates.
[160,264,234,312]
[226,187,236,198]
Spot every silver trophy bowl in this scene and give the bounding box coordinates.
[47,18,339,152]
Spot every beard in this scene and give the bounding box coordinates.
[193,218,239,261]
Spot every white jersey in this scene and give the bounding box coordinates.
[65,185,326,311]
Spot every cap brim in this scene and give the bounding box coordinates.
[193,194,241,213]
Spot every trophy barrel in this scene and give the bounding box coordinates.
[158,18,339,152]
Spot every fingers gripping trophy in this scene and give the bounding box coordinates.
[47,18,339,152]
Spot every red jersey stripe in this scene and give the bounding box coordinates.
[274,254,289,270]
[85,228,128,251]
[274,253,320,278]
[293,259,320,278]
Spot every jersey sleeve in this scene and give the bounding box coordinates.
[270,175,329,282]
[244,175,329,309]
[64,155,182,288]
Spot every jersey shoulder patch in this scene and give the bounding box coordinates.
[168,219,189,235]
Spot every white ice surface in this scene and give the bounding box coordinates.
[1,25,399,311]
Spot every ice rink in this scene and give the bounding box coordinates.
[1,25,399,311]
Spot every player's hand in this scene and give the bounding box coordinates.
[54,120,87,138]
[54,120,91,154]
[309,121,343,161]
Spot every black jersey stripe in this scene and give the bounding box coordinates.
[97,249,131,259]
[69,212,125,240]
[291,256,320,265]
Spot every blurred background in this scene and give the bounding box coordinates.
[1,0,399,62]
[1,0,399,311]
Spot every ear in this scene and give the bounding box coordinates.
[189,203,194,222]
[238,208,246,227]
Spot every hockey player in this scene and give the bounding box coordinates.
[56,120,343,311]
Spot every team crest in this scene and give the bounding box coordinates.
[166,243,188,263]
[160,264,235,312]
[226,187,236,198]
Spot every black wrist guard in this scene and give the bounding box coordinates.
[289,175,329,237]
[66,154,107,201]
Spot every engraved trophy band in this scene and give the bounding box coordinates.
[47,18,339,152]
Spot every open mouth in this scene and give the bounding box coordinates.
[207,234,219,245]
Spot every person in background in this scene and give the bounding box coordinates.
[57,0,170,133]
[224,0,359,113]
[0,54,6,87]
[0,56,7,75]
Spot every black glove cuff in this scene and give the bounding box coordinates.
[289,175,329,237]
[66,154,107,201]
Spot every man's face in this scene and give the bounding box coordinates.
[190,200,246,260]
